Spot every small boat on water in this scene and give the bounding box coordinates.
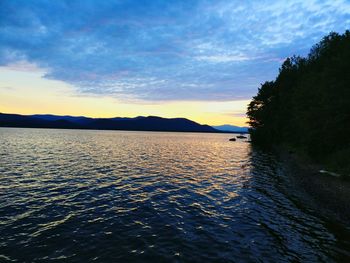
[236,134,247,139]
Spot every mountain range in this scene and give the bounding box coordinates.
[213,125,248,133]
[0,113,222,133]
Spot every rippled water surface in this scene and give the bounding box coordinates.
[1,128,350,262]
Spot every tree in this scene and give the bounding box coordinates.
[247,31,350,173]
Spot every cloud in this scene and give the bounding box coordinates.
[2,60,44,72]
[1,0,350,101]
[0,86,15,91]
[196,54,252,63]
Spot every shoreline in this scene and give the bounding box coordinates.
[276,148,350,224]
[0,125,244,134]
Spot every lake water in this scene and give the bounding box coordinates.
[0,128,349,262]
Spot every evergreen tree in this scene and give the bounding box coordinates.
[247,31,350,173]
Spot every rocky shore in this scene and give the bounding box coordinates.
[277,149,350,225]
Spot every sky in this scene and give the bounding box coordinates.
[1,0,350,126]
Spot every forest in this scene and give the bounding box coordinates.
[247,31,350,174]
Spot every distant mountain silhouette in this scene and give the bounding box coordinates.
[213,125,248,133]
[0,113,220,133]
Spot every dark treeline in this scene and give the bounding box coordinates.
[247,31,350,174]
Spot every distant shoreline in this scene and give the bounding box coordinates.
[0,125,247,134]
[0,113,248,134]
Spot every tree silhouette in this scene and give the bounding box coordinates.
[247,31,350,173]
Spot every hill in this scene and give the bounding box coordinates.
[213,125,248,133]
[0,113,219,133]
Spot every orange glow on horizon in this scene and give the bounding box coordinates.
[0,67,249,127]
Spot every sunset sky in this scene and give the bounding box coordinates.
[1,0,350,126]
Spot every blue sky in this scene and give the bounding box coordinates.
[1,0,350,124]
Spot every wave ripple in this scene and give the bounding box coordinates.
[0,128,349,262]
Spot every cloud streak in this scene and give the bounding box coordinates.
[1,0,350,101]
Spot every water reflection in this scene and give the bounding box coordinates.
[0,128,349,262]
